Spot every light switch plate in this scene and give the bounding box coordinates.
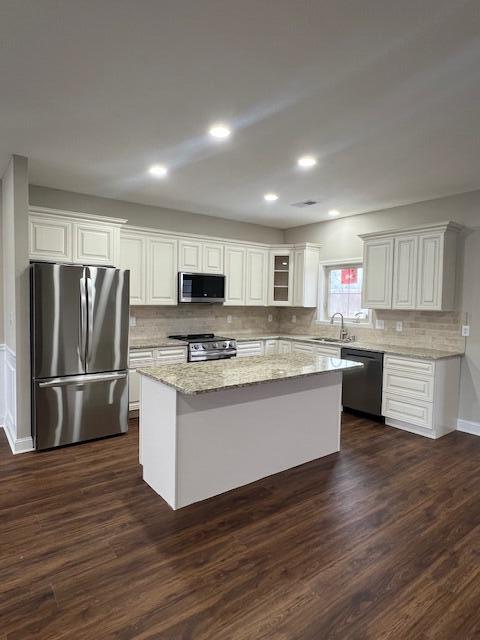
[227,315,232,323]
[375,319,385,330]
[292,315,297,323]
[462,325,470,337]
[268,314,273,322]
[396,321,403,332]
[129,316,136,327]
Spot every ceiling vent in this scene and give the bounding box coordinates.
[291,200,318,208]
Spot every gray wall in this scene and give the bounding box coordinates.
[2,155,31,442]
[285,189,480,425]
[29,185,285,244]
[0,181,3,344]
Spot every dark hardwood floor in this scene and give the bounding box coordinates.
[1,414,480,639]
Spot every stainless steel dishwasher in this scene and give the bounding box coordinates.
[340,348,384,419]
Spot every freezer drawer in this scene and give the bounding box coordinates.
[33,371,128,450]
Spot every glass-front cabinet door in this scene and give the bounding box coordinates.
[268,249,293,306]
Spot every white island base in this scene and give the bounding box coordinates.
[140,371,342,510]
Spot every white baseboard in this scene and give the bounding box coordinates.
[457,419,480,436]
[0,344,34,454]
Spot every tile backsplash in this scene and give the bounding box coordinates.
[129,306,281,342]
[278,308,465,352]
[130,305,465,353]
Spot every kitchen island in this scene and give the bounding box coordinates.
[138,353,362,509]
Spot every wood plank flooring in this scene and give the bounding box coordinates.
[1,414,480,639]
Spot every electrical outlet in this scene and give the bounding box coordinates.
[129,316,136,327]
[227,315,232,324]
[462,325,470,337]
[292,315,297,323]
[267,314,273,323]
[375,319,385,330]
[396,321,403,332]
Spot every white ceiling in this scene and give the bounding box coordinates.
[1,0,479,228]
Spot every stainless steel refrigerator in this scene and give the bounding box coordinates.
[31,262,130,450]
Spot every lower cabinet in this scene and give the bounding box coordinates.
[382,354,460,439]
[236,340,265,358]
[278,340,293,354]
[264,339,279,355]
[128,346,187,410]
[292,341,316,356]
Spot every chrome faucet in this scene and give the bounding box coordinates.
[330,312,349,341]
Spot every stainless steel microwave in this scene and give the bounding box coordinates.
[178,272,225,303]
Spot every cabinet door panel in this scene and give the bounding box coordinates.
[203,243,224,274]
[120,233,146,305]
[362,238,394,309]
[393,235,418,309]
[224,246,246,305]
[245,249,267,306]
[74,223,116,265]
[417,233,443,309]
[178,240,202,272]
[269,251,293,306]
[147,237,177,305]
[29,216,72,262]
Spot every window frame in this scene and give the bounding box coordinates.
[316,257,372,326]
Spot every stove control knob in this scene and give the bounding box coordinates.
[192,344,198,350]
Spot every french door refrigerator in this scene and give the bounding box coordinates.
[31,262,130,450]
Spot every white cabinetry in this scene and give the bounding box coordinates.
[203,243,224,274]
[178,239,224,274]
[292,341,316,356]
[224,245,246,305]
[361,222,461,311]
[278,340,292,354]
[119,232,147,304]
[392,235,417,309]
[29,215,72,262]
[293,245,321,308]
[147,236,178,305]
[264,339,279,355]
[178,239,202,272]
[128,346,187,411]
[245,248,268,306]
[362,237,394,309]
[382,353,460,439]
[269,249,293,306]
[29,208,126,266]
[315,344,341,358]
[236,340,265,357]
[74,222,119,266]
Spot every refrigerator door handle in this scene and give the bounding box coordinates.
[86,275,94,364]
[79,274,88,368]
[38,372,128,388]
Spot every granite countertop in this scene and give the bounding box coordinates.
[234,334,464,360]
[129,337,188,348]
[137,353,362,395]
[129,334,464,360]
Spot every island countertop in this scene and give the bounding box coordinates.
[137,353,362,395]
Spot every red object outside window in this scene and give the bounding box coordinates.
[341,268,358,285]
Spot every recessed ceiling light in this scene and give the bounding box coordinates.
[209,123,231,139]
[297,155,317,169]
[328,209,340,217]
[264,193,279,202]
[149,164,168,178]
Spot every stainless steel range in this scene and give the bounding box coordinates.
[168,333,237,362]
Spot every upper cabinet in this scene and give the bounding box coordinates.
[360,222,462,311]
[119,231,147,305]
[293,245,321,308]
[147,236,178,305]
[178,238,224,274]
[362,237,394,309]
[224,245,246,305]
[29,208,125,266]
[268,249,293,306]
[245,248,268,306]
